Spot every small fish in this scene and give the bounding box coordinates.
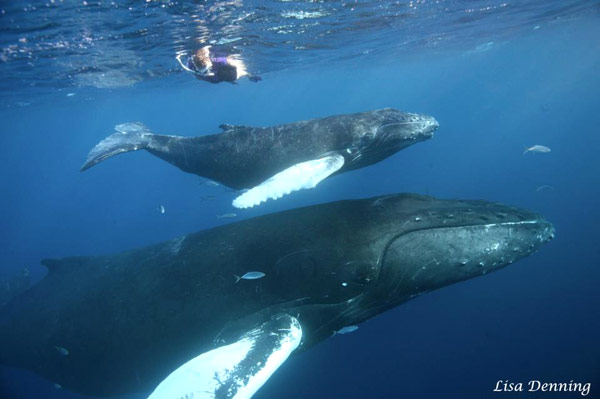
[217,213,237,219]
[54,345,69,356]
[201,180,220,187]
[66,93,76,97]
[53,383,62,389]
[523,145,551,154]
[234,271,265,283]
[158,205,165,214]
[535,185,555,192]
[336,325,359,335]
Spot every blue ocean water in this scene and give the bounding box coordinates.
[1,1,599,398]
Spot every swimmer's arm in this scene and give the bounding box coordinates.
[195,74,221,84]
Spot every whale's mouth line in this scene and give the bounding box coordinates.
[388,219,548,240]
[480,220,541,228]
[376,120,439,134]
[378,121,434,128]
[377,218,550,272]
[374,121,437,142]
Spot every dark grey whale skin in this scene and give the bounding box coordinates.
[81,108,439,190]
[0,194,554,396]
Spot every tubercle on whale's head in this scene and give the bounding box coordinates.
[346,108,439,166]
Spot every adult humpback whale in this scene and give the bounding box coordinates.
[81,108,438,208]
[0,194,553,398]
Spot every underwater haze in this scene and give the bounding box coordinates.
[1,1,599,398]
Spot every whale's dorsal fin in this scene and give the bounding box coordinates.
[219,124,249,132]
[147,314,302,399]
[218,123,235,131]
[233,153,345,209]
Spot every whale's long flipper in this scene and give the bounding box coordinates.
[148,314,302,399]
[81,123,154,171]
[233,154,345,209]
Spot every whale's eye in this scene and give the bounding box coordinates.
[337,261,379,285]
[359,134,374,145]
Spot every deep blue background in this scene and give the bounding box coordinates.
[1,19,599,399]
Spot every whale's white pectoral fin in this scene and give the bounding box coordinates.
[232,153,345,209]
[148,314,302,399]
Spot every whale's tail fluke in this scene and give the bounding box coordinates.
[81,122,154,171]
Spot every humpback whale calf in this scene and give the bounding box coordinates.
[81,109,438,208]
[0,194,553,398]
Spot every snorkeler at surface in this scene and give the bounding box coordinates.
[176,46,262,84]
